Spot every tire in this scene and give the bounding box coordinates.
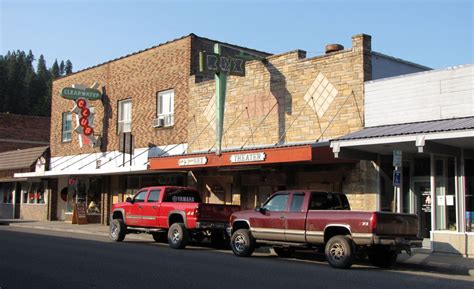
[273,247,295,258]
[325,235,354,269]
[210,231,229,249]
[110,219,127,242]
[152,232,167,243]
[167,223,188,249]
[230,229,255,257]
[368,246,398,268]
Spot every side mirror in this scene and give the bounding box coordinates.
[255,207,266,214]
[126,197,133,203]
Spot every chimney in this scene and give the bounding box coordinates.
[325,44,344,54]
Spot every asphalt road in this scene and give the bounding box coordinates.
[0,226,472,289]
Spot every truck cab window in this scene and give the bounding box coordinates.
[133,190,147,203]
[164,188,201,203]
[263,194,289,211]
[290,193,305,212]
[147,189,161,202]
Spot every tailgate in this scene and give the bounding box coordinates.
[198,204,241,222]
[375,212,419,237]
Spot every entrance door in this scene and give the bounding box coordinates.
[413,181,432,238]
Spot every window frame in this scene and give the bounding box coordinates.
[156,89,175,127]
[262,193,289,212]
[61,112,73,142]
[117,99,132,134]
[133,190,148,203]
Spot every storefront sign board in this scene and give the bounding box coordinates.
[230,152,266,163]
[178,157,208,167]
[72,203,88,225]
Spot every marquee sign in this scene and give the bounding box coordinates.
[199,52,245,76]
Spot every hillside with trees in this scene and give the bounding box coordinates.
[0,50,73,117]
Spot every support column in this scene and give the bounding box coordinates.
[430,153,436,251]
[214,43,227,156]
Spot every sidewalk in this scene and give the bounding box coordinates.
[1,219,473,277]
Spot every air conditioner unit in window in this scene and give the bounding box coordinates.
[153,117,165,128]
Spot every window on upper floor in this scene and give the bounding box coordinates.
[62,112,72,142]
[118,99,132,133]
[156,89,174,127]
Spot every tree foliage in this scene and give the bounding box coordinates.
[0,50,73,117]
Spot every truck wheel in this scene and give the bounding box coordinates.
[273,247,295,258]
[110,219,127,242]
[368,247,398,268]
[231,229,255,257]
[167,223,188,249]
[325,235,354,269]
[152,232,167,243]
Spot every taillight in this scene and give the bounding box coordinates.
[195,205,200,217]
[370,212,377,233]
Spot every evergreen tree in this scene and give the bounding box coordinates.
[0,51,73,116]
[51,59,60,79]
[59,60,65,76]
[65,60,73,75]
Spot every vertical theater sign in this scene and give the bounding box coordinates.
[60,84,102,148]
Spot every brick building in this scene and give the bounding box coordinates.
[150,34,429,211]
[0,113,49,153]
[14,33,429,224]
[15,34,268,223]
[0,114,50,220]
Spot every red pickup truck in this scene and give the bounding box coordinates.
[110,186,240,249]
[228,190,422,269]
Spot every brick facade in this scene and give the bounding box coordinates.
[186,34,378,211]
[50,36,193,157]
[0,114,50,153]
[187,34,371,152]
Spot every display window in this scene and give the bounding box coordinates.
[66,177,102,215]
[0,183,14,204]
[22,181,46,204]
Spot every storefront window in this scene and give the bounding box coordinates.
[66,178,102,214]
[465,158,474,232]
[435,158,457,231]
[22,182,45,204]
[0,183,14,203]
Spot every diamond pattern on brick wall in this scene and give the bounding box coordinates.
[304,72,338,118]
[203,94,216,131]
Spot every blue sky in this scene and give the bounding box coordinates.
[1,0,472,72]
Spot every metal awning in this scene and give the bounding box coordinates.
[0,146,48,171]
[330,117,474,160]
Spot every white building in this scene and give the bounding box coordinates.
[331,64,474,256]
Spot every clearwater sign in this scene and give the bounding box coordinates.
[60,87,102,101]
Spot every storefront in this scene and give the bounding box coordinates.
[0,146,50,220]
[149,143,379,211]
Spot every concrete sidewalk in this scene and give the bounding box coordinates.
[1,219,473,277]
